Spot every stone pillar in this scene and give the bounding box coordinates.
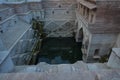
[107,48,120,69]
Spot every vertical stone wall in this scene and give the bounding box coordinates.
[28,2,42,10]
[28,2,43,19]
[0,8,15,21]
[42,0,76,37]
[8,3,29,14]
[43,1,76,20]
[85,34,118,62]
[76,0,120,62]
[89,1,120,33]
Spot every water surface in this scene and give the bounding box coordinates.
[37,37,82,64]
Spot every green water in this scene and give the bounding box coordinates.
[37,37,83,64]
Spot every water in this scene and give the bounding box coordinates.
[37,37,83,64]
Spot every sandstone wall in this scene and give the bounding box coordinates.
[89,1,120,33]
[89,34,118,56]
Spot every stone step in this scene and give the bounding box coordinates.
[12,53,31,65]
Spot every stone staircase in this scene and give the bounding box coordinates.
[0,19,30,50]
[47,24,76,37]
[44,20,76,37]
